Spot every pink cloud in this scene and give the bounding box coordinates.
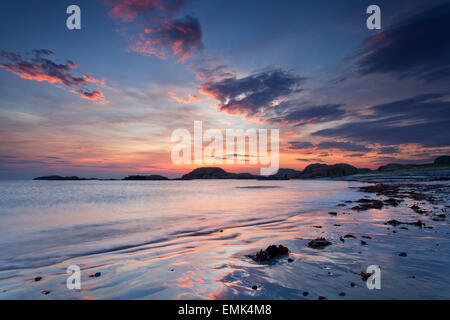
[0,50,106,102]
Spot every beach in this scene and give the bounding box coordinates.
[0,171,449,299]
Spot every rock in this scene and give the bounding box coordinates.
[288,258,294,263]
[385,219,425,228]
[411,220,425,227]
[328,212,338,216]
[302,291,309,296]
[434,155,450,165]
[361,272,371,281]
[252,285,258,290]
[350,282,356,287]
[339,292,346,297]
[399,252,407,257]
[334,224,341,227]
[352,199,384,211]
[308,238,332,249]
[343,234,356,239]
[249,245,289,262]
[34,276,42,282]
[358,184,400,197]
[318,296,326,300]
[361,240,368,245]
[89,272,101,278]
[410,205,427,214]
[40,290,51,295]
[312,225,322,228]
[337,203,346,207]
[385,219,402,226]
[122,175,169,180]
[384,198,402,206]
[361,236,372,239]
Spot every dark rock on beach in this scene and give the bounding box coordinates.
[308,238,332,248]
[249,245,289,263]
[385,219,425,228]
[352,199,384,211]
[89,272,101,278]
[410,205,427,214]
[360,272,371,281]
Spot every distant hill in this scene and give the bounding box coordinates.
[181,163,361,180]
[33,155,450,181]
[377,155,450,173]
[181,167,260,180]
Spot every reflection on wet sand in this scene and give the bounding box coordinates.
[0,177,449,299]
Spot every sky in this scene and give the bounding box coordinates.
[0,0,449,179]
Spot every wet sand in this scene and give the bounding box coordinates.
[0,171,449,299]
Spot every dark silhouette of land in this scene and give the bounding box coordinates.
[33,155,450,181]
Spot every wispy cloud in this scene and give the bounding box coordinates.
[168,91,200,103]
[0,50,105,101]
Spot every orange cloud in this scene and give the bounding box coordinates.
[168,91,200,104]
[0,50,106,102]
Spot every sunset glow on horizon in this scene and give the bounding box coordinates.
[1,0,449,179]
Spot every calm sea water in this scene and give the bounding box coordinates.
[0,179,449,299]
